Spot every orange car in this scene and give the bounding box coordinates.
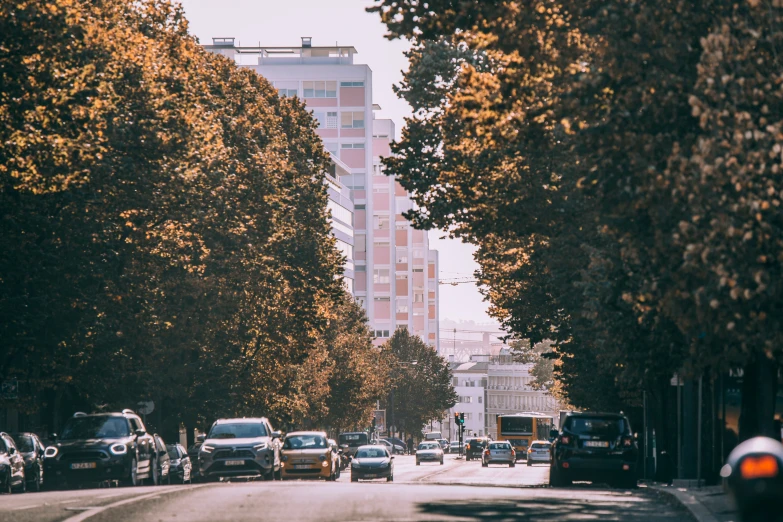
[280,431,338,481]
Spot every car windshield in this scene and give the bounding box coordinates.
[565,417,627,437]
[489,443,510,450]
[166,444,180,457]
[355,448,387,459]
[531,443,550,449]
[283,434,327,449]
[418,443,439,450]
[450,442,460,447]
[208,423,267,439]
[61,416,131,440]
[13,435,35,452]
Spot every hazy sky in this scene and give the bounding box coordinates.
[176,0,494,324]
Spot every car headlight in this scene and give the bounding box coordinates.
[110,444,128,456]
[200,444,215,454]
[351,461,359,468]
[44,446,58,458]
[253,442,268,452]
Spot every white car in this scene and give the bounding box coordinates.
[527,440,552,465]
[416,442,444,465]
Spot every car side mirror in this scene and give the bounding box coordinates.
[272,431,281,439]
[196,434,205,443]
[134,429,146,437]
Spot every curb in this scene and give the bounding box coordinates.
[647,484,720,522]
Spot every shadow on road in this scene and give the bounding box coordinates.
[415,493,686,521]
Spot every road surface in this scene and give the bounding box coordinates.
[0,455,693,521]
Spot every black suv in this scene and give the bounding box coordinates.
[44,410,157,488]
[549,412,638,488]
[465,437,490,461]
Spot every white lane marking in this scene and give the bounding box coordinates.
[61,485,207,522]
[11,505,40,511]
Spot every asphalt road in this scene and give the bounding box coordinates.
[0,455,694,521]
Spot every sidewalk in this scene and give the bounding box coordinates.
[646,483,738,522]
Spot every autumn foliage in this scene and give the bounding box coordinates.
[0,0,387,437]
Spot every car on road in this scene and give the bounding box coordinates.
[43,410,156,488]
[199,417,282,482]
[416,441,444,466]
[338,431,369,459]
[465,437,490,461]
[482,441,516,467]
[166,443,192,484]
[449,441,464,454]
[437,439,450,453]
[280,431,338,481]
[527,440,551,466]
[0,432,27,493]
[187,439,203,482]
[549,412,638,488]
[350,445,394,482]
[329,438,348,472]
[11,432,45,491]
[380,438,406,454]
[152,433,171,485]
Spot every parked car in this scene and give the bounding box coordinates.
[527,440,552,466]
[438,439,450,453]
[465,437,490,461]
[166,443,192,484]
[550,412,638,488]
[377,439,396,457]
[280,431,338,481]
[338,432,369,459]
[151,434,171,485]
[11,432,45,491]
[482,441,516,467]
[449,441,464,454]
[187,440,202,482]
[350,445,394,482]
[199,417,282,482]
[328,439,347,472]
[380,438,406,455]
[43,410,156,488]
[416,441,444,466]
[0,432,27,493]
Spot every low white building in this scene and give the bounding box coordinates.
[446,360,488,441]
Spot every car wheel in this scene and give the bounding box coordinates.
[123,458,140,487]
[35,465,43,491]
[527,460,532,467]
[149,457,159,486]
[13,470,26,493]
[351,475,358,482]
[440,459,444,465]
[416,460,420,466]
[3,470,11,495]
[482,461,488,468]
[335,466,340,480]
[387,475,393,482]
[510,462,515,468]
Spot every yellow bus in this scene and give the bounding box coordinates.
[496,413,554,461]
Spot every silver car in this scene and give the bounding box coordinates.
[199,418,281,481]
[416,441,444,465]
[527,440,552,466]
[482,441,516,467]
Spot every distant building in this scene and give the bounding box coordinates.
[448,360,489,440]
[203,37,439,348]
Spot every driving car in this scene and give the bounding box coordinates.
[11,432,45,491]
[166,443,192,483]
[482,441,516,467]
[380,438,407,455]
[187,439,203,482]
[43,410,156,488]
[328,439,347,472]
[350,445,394,482]
[280,431,338,481]
[199,417,282,482]
[449,441,463,454]
[465,437,490,461]
[416,441,444,466]
[549,412,638,488]
[0,432,27,493]
[527,440,552,466]
[152,434,171,485]
[338,431,369,459]
[438,439,450,453]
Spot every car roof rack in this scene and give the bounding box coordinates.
[121,409,135,415]
[73,412,88,417]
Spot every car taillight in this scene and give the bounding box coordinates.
[560,435,571,445]
[466,444,470,450]
[484,449,489,455]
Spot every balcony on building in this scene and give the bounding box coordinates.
[205,37,358,66]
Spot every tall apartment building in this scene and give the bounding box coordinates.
[204,37,439,350]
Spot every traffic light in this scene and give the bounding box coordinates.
[460,412,465,424]
[454,412,461,425]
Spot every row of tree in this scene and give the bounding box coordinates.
[0,0,389,442]
[369,0,782,445]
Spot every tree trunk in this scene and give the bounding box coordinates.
[739,356,779,441]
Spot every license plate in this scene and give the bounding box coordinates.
[225,460,245,466]
[71,462,97,470]
[364,474,377,478]
[584,441,609,448]
[294,464,311,470]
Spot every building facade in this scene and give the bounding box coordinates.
[447,361,488,440]
[203,37,439,349]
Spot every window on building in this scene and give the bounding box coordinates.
[341,111,365,129]
[303,81,337,98]
[479,413,483,421]
[395,196,412,213]
[396,249,408,264]
[355,204,366,210]
[355,265,366,272]
[373,269,390,284]
[465,413,472,421]
[412,248,424,259]
[355,235,366,253]
[373,330,390,338]
[413,292,424,303]
[340,81,365,87]
[412,268,423,273]
[273,81,298,97]
[311,111,337,129]
[478,396,483,404]
[324,142,338,155]
[395,299,408,314]
[372,185,389,193]
[341,143,365,149]
[373,215,390,230]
